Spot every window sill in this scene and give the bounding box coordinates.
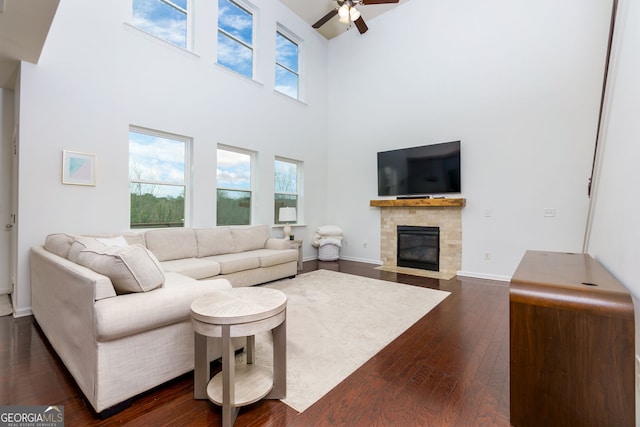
[213,63,264,88]
[123,23,201,61]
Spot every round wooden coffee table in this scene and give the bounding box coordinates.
[191,287,287,427]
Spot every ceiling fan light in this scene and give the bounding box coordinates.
[338,4,350,19]
[350,7,361,21]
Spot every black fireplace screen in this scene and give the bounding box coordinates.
[397,225,440,271]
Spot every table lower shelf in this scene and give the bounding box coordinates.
[207,364,274,407]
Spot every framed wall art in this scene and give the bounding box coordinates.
[62,150,96,186]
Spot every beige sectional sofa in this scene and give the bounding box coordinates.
[30,225,298,415]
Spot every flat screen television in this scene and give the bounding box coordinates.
[377,140,461,197]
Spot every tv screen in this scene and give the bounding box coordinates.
[377,141,461,197]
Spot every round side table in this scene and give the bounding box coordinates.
[191,287,286,427]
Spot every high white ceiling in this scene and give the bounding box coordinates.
[0,0,59,89]
[281,0,407,40]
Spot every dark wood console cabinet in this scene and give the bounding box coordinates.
[510,251,635,427]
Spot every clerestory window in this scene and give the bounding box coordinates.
[275,28,300,99]
[132,0,189,49]
[217,0,254,78]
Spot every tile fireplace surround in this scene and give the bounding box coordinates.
[370,199,465,278]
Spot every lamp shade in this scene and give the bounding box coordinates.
[279,207,297,223]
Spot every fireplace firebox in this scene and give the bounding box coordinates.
[397,225,440,271]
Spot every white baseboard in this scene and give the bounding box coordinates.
[456,270,511,282]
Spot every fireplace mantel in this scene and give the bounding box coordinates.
[370,198,466,208]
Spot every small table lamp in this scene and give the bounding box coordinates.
[279,207,297,240]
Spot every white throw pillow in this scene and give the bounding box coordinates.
[96,236,128,248]
[76,244,165,294]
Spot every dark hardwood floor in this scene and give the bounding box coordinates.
[0,260,510,426]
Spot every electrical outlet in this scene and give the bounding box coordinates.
[482,209,492,217]
[484,252,491,261]
[363,240,368,248]
[544,208,556,217]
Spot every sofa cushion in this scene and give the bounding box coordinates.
[144,228,197,261]
[204,253,260,274]
[160,258,221,280]
[94,275,232,341]
[231,225,270,252]
[68,235,107,262]
[248,249,298,268]
[195,228,235,257]
[75,244,165,294]
[44,233,77,258]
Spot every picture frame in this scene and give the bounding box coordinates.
[62,150,96,186]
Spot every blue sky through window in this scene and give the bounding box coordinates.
[132,0,187,48]
[218,0,253,77]
[217,149,251,190]
[129,131,186,198]
[275,32,299,98]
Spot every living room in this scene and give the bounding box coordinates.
[1,0,639,424]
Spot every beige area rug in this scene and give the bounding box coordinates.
[238,269,450,413]
[375,265,456,280]
[0,294,13,317]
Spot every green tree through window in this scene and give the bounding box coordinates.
[129,129,188,228]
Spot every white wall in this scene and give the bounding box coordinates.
[13,0,329,315]
[585,0,640,418]
[0,89,14,294]
[325,0,613,279]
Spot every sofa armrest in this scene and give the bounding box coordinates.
[30,245,116,405]
[265,238,293,250]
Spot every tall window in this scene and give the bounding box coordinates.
[217,146,253,225]
[274,158,301,224]
[129,128,188,229]
[217,0,254,78]
[275,29,300,99]
[132,0,189,49]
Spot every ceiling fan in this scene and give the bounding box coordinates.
[312,0,400,35]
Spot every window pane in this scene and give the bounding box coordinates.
[275,65,299,98]
[129,132,185,184]
[218,0,253,45]
[274,160,297,193]
[217,189,251,225]
[275,33,298,72]
[217,149,251,190]
[275,194,297,224]
[217,32,253,78]
[132,0,187,48]
[130,183,185,228]
[275,32,299,98]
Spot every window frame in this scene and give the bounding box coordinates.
[274,156,303,225]
[217,0,256,79]
[275,24,302,100]
[129,126,191,229]
[216,144,256,226]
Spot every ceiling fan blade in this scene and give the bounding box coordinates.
[361,0,399,4]
[312,9,339,28]
[354,16,368,34]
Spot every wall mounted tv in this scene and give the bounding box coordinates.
[377,140,461,197]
